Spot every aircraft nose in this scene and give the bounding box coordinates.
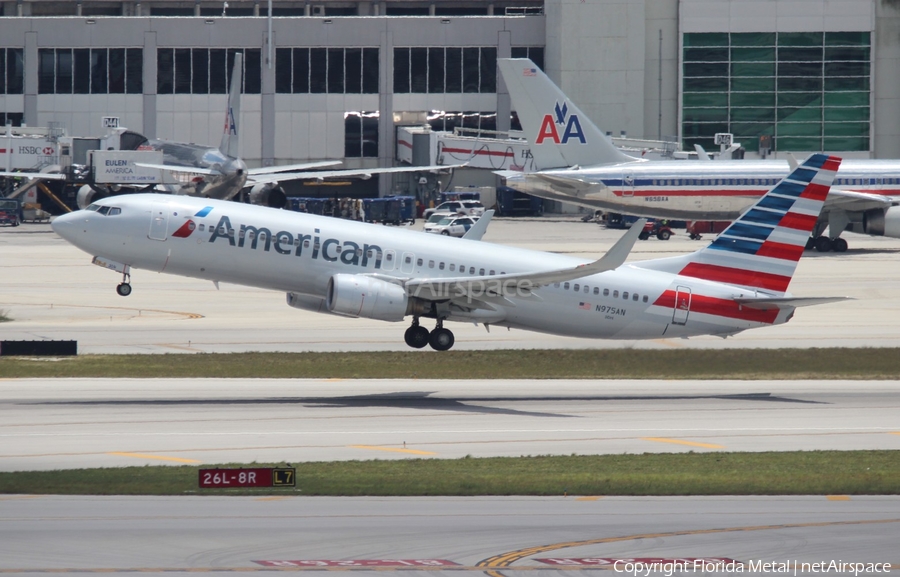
[51,211,82,241]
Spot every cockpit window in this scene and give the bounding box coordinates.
[86,204,101,211]
[108,207,121,216]
[97,206,111,215]
[87,204,122,216]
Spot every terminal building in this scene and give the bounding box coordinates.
[0,0,897,196]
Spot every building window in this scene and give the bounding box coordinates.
[1,49,24,95]
[682,31,870,152]
[38,48,141,95]
[157,48,260,94]
[344,111,379,158]
[276,47,378,94]
[510,47,544,70]
[394,47,496,94]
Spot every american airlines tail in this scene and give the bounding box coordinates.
[640,153,841,297]
[218,52,243,159]
[497,58,634,170]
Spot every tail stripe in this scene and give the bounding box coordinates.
[670,153,841,295]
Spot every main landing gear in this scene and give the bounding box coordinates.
[806,235,848,253]
[116,272,132,296]
[404,317,455,351]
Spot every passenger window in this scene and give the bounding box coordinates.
[633,293,639,301]
[584,286,589,294]
[623,291,629,299]
[479,268,485,275]
[554,283,560,288]
[593,287,599,295]
[304,240,311,248]
[429,260,435,268]
[405,256,412,264]
[489,270,495,275]
[386,253,394,261]
[449,264,455,271]
[613,290,619,298]
[417,258,423,266]
[199,224,205,231]
[603,288,609,296]
[643,295,649,303]
[573,284,580,292]
[439,262,445,270]
[469,267,475,274]
[564,282,570,290]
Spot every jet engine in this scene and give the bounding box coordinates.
[326,274,421,322]
[248,182,287,209]
[76,184,108,210]
[286,292,331,314]
[863,207,900,239]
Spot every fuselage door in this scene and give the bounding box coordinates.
[622,174,635,197]
[672,285,691,325]
[400,251,415,274]
[148,202,169,241]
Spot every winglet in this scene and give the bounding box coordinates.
[462,210,494,241]
[588,218,645,273]
[693,144,711,161]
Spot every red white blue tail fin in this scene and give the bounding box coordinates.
[497,58,634,170]
[218,52,242,159]
[640,153,841,295]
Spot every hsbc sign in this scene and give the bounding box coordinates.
[0,138,58,170]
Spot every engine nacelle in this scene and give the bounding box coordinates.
[863,207,900,239]
[76,185,108,210]
[286,292,331,314]
[326,274,409,322]
[248,182,287,209]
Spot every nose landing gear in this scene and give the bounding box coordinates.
[116,272,132,297]
[403,317,455,351]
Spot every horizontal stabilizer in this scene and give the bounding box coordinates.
[733,296,852,311]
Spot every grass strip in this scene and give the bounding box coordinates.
[2,348,900,379]
[1,452,898,496]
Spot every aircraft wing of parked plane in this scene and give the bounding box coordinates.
[52,153,847,351]
[497,57,900,253]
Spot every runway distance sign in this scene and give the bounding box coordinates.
[199,467,295,488]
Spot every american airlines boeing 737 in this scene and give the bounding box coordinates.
[52,154,846,350]
[498,58,900,252]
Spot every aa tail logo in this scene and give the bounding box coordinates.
[535,101,586,145]
[224,106,237,136]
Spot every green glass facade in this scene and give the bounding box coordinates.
[682,32,870,152]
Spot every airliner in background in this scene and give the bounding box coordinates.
[52,153,846,350]
[498,58,900,252]
[53,53,459,210]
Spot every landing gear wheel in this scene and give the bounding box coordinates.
[638,231,650,241]
[116,282,132,297]
[805,237,816,250]
[404,325,430,349]
[832,237,848,253]
[428,327,455,351]
[814,235,833,252]
[657,230,671,241]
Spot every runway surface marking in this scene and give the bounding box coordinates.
[349,445,438,456]
[641,437,725,449]
[3,301,205,320]
[106,452,201,464]
[477,517,900,575]
[4,519,897,574]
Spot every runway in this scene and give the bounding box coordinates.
[0,495,897,575]
[2,379,898,472]
[4,220,900,353]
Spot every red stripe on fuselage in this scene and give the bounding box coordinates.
[653,290,779,324]
[678,262,790,293]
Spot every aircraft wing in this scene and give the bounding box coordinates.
[404,219,645,303]
[733,296,852,310]
[0,171,67,180]
[134,162,221,176]
[247,163,467,186]
[247,160,343,176]
[461,210,494,241]
[824,188,895,211]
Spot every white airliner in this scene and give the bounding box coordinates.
[52,153,846,350]
[68,53,458,210]
[498,58,900,253]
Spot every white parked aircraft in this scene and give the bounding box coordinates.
[73,53,459,210]
[498,58,900,252]
[52,154,845,351]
